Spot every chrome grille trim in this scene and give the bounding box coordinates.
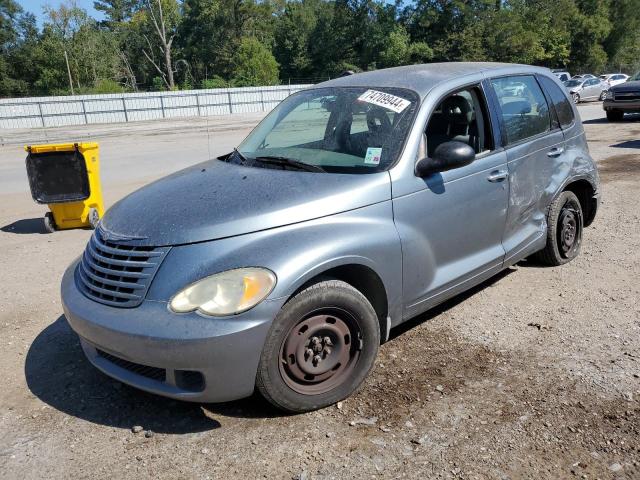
[76,229,169,307]
[614,91,640,102]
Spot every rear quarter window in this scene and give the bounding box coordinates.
[538,76,575,128]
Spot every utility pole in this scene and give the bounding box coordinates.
[64,49,75,95]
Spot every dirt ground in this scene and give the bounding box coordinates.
[0,104,639,479]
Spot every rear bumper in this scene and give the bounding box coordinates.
[603,99,640,111]
[61,260,286,403]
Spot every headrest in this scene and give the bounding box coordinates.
[442,95,473,124]
[501,100,532,115]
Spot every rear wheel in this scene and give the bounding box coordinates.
[256,280,379,413]
[533,191,583,266]
[599,90,607,101]
[43,212,56,233]
[606,110,624,122]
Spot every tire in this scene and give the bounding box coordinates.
[256,279,380,413]
[599,90,607,101]
[533,191,583,266]
[572,93,580,104]
[43,212,56,233]
[606,110,624,122]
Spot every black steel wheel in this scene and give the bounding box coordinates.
[257,280,379,413]
[533,191,583,266]
[43,212,56,233]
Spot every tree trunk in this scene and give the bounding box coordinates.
[165,47,174,89]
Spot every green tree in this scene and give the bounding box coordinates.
[230,36,279,86]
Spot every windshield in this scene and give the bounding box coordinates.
[234,86,419,173]
[564,80,582,87]
[631,72,640,81]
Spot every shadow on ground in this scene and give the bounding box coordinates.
[583,113,640,125]
[27,269,518,429]
[26,316,286,431]
[1,218,49,234]
[389,267,516,340]
[611,139,640,149]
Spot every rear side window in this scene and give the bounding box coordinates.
[490,75,551,145]
[539,76,575,128]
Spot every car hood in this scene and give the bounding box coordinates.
[610,80,640,92]
[100,159,391,246]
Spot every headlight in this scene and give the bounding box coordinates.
[605,90,614,99]
[169,268,276,316]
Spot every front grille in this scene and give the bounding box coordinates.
[614,91,640,102]
[96,349,166,382]
[76,229,169,307]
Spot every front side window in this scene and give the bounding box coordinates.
[235,87,419,173]
[425,86,493,157]
[539,76,575,128]
[491,75,551,145]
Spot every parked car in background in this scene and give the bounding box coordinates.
[552,70,571,82]
[61,63,600,413]
[501,80,526,96]
[572,74,596,80]
[564,77,607,103]
[599,73,629,88]
[603,71,640,121]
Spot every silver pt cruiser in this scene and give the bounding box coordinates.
[62,63,599,412]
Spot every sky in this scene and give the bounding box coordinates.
[17,0,105,25]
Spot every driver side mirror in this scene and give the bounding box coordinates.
[415,141,476,177]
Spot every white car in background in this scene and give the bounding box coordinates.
[599,73,629,88]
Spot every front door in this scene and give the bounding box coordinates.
[393,84,509,320]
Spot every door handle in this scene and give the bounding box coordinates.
[487,170,508,182]
[547,147,565,157]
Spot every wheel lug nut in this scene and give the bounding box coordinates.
[323,347,331,356]
[323,336,333,346]
[311,337,320,345]
[313,354,321,365]
[305,348,313,358]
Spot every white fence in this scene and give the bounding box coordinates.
[0,84,312,129]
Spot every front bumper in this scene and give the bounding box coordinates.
[61,260,286,403]
[603,99,640,112]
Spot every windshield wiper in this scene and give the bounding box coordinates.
[253,155,325,173]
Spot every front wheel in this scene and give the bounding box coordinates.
[256,280,380,413]
[572,93,580,104]
[533,191,583,266]
[606,110,624,122]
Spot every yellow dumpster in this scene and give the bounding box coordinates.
[25,142,104,232]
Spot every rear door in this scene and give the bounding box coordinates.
[488,74,565,264]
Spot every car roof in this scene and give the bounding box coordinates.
[313,62,554,99]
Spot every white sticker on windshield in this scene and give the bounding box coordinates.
[358,90,411,113]
[364,147,383,165]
